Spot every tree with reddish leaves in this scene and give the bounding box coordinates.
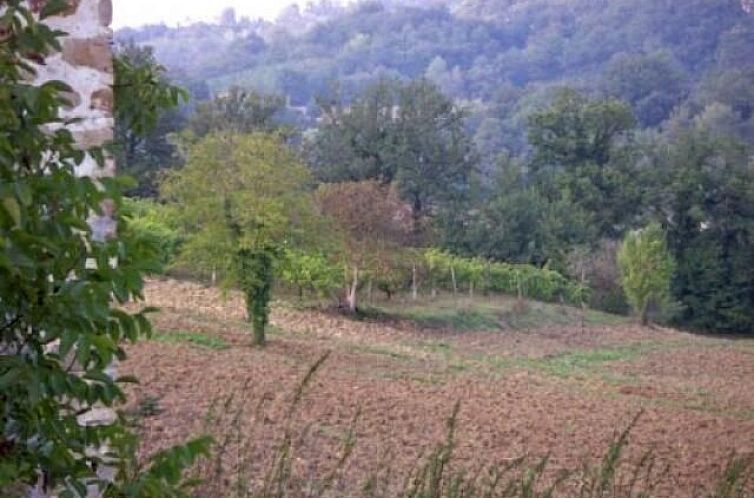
[315,180,408,312]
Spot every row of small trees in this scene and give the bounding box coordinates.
[278,249,589,307]
[279,226,679,330]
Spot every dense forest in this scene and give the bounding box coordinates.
[117,0,754,153]
[115,0,754,334]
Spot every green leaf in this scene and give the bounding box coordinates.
[1,196,21,226]
[40,0,70,19]
[58,329,77,358]
[0,367,23,390]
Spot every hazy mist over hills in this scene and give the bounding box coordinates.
[117,0,753,156]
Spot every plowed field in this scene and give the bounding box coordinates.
[121,278,754,497]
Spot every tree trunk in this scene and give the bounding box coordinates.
[484,262,491,297]
[239,248,273,347]
[451,265,458,295]
[245,291,266,347]
[367,278,373,303]
[252,315,266,347]
[412,196,423,241]
[347,267,359,313]
[469,281,474,298]
[640,303,650,327]
[412,264,418,301]
[580,267,586,333]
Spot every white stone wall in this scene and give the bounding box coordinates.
[30,0,115,178]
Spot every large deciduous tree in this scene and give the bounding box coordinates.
[308,80,399,183]
[161,132,316,345]
[658,131,754,333]
[308,79,476,235]
[527,88,642,239]
[188,86,286,137]
[394,79,477,230]
[444,162,596,269]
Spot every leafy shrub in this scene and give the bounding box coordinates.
[123,198,184,269]
[568,240,631,315]
[0,4,208,494]
[278,249,341,300]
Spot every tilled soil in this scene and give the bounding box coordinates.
[121,278,754,497]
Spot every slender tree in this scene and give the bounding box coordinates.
[617,223,675,326]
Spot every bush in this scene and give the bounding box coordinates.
[123,198,184,269]
[0,4,207,494]
[279,249,342,300]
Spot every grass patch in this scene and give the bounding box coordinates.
[472,341,675,380]
[397,306,501,331]
[152,331,230,350]
[500,302,629,330]
[358,296,511,331]
[532,347,646,378]
[360,295,629,332]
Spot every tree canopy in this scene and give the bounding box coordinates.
[161,132,318,343]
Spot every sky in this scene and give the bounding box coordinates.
[113,0,289,28]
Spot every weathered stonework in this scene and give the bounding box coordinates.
[62,36,113,72]
[99,0,112,26]
[90,87,114,112]
[29,0,115,179]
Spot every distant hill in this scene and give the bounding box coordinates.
[116,0,754,155]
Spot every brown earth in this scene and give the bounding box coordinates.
[121,278,754,497]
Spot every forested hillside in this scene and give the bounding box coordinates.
[117,0,754,152]
[115,0,754,334]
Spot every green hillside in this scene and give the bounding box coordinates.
[117,0,754,154]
